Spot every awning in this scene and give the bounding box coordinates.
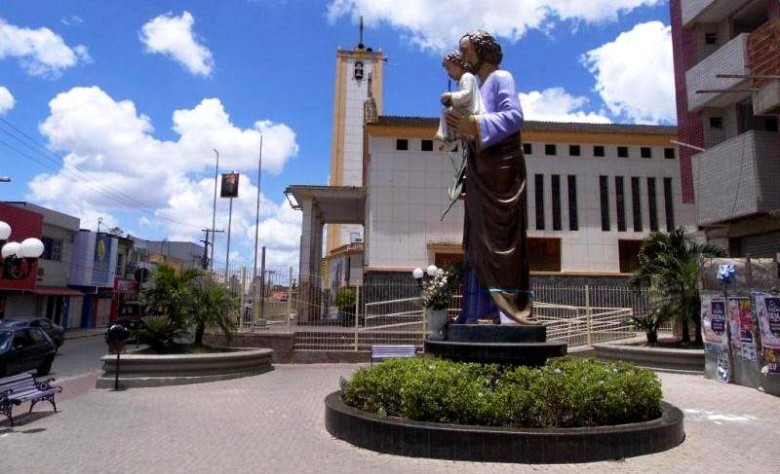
[28,286,84,297]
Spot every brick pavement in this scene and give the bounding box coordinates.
[1,365,778,474]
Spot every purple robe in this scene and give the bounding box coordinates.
[458,70,530,324]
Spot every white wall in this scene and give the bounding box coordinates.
[366,135,696,274]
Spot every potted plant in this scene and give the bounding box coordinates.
[414,265,461,340]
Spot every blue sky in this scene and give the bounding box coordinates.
[0,0,675,269]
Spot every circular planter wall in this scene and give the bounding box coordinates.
[325,391,685,463]
[97,347,273,389]
[594,341,704,372]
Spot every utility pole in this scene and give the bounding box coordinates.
[200,228,224,270]
[211,149,220,270]
[253,136,264,326]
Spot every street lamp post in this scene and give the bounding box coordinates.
[0,220,45,280]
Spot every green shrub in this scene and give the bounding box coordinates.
[342,357,662,428]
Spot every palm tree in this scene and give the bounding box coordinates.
[141,265,201,327]
[189,273,237,345]
[630,228,726,344]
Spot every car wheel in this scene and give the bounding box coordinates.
[37,356,54,376]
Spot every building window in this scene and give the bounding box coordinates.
[631,177,642,232]
[545,144,557,156]
[599,176,610,231]
[569,145,581,156]
[619,240,644,274]
[664,177,675,231]
[709,117,723,129]
[767,117,778,132]
[617,146,629,158]
[615,176,626,232]
[535,174,545,230]
[421,139,433,152]
[704,32,717,45]
[648,177,659,231]
[551,175,562,231]
[523,143,533,155]
[664,147,676,159]
[641,147,652,159]
[567,176,578,231]
[41,236,63,262]
[396,139,408,151]
[528,238,561,272]
[116,253,124,277]
[594,145,605,157]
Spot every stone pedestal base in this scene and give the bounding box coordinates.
[424,324,566,366]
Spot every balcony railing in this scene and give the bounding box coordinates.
[682,0,754,27]
[686,33,750,112]
[693,130,780,225]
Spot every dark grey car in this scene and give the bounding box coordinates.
[0,327,57,377]
[0,318,65,347]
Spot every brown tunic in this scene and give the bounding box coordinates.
[463,133,533,323]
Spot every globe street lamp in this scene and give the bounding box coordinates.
[0,220,45,280]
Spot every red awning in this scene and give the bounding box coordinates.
[28,286,84,297]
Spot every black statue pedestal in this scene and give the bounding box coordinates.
[424,324,567,366]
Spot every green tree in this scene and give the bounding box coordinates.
[189,273,238,345]
[630,228,726,344]
[140,265,201,327]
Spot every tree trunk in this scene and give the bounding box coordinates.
[646,330,658,345]
[680,317,691,343]
[194,324,205,346]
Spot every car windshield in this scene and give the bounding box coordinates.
[0,331,11,351]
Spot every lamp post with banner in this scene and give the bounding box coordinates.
[221,171,240,282]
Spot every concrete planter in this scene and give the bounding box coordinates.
[594,340,704,372]
[325,391,685,463]
[97,347,273,389]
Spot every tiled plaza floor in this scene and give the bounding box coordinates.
[1,365,778,473]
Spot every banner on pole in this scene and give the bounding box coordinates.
[221,172,239,198]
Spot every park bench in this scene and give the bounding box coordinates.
[370,344,417,364]
[0,372,63,427]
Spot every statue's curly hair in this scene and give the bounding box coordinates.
[442,50,468,70]
[462,30,503,66]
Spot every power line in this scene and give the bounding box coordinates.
[0,117,206,229]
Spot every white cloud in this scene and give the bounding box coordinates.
[582,21,675,124]
[140,11,214,76]
[0,86,14,114]
[326,0,664,51]
[519,87,611,123]
[61,16,84,27]
[30,86,300,268]
[0,18,90,77]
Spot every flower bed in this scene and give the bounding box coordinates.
[342,357,661,428]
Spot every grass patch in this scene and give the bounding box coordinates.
[342,357,662,428]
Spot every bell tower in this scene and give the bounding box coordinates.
[327,19,384,254]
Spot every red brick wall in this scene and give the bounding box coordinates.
[670,0,704,204]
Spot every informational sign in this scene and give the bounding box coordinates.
[701,295,731,382]
[753,293,780,374]
[727,297,756,361]
[702,297,727,344]
[220,172,239,198]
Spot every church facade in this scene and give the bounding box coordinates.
[286,41,695,312]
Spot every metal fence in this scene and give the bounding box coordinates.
[215,266,655,352]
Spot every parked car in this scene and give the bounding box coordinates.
[0,318,65,347]
[0,327,57,377]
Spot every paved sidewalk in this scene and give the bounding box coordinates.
[1,365,778,474]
